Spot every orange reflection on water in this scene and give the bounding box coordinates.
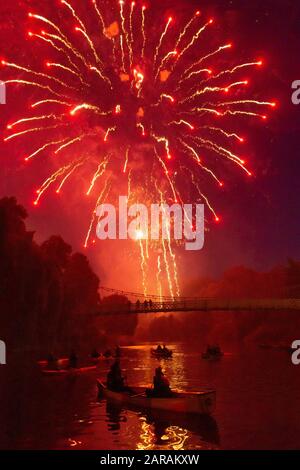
[137,417,190,450]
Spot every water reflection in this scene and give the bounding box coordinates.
[102,400,219,450]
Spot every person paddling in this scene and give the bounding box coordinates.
[147,366,173,397]
[107,359,127,392]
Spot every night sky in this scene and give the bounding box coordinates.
[0,0,299,290]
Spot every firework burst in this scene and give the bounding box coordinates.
[1,0,276,297]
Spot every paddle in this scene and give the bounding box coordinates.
[130,392,146,398]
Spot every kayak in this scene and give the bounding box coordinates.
[42,365,97,376]
[150,348,173,358]
[97,381,216,415]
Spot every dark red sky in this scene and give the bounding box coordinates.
[0,0,299,290]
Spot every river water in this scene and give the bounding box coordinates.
[0,341,300,450]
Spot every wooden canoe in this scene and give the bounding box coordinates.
[150,348,173,358]
[42,365,97,376]
[97,381,216,415]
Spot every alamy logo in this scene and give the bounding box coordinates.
[0,81,6,104]
[96,196,205,251]
[291,80,300,105]
[0,340,6,365]
[291,340,300,365]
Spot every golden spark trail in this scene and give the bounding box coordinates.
[201,126,244,142]
[119,0,130,69]
[139,240,148,298]
[62,0,103,64]
[90,66,112,88]
[3,61,75,90]
[46,62,87,86]
[137,123,145,136]
[217,100,276,108]
[167,238,180,297]
[57,160,84,193]
[152,134,172,160]
[61,0,86,31]
[181,44,232,81]
[220,110,266,119]
[31,99,72,109]
[2,60,75,90]
[191,136,251,175]
[34,167,66,205]
[4,123,67,142]
[41,31,90,69]
[191,135,244,164]
[120,35,126,72]
[186,167,219,220]
[155,184,175,299]
[157,255,163,301]
[207,61,263,82]
[25,138,69,161]
[155,51,177,81]
[129,1,135,67]
[179,81,248,105]
[54,135,83,154]
[84,177,111,248]
[159,94,175,103]
[104,126,117,142]
[153,17,172,68]
[180,140,222,186]
[93,0,105,32]
[141,6,146,59]
[169,119,194,130]
[123,146,130,173]
[86,160,108,196]
[127,169,133,202]
[75,27,102,64]
[70,103,110,116]
[4,79,65,99]
[154,148,178,203]
[178,68,211,86]
[7,114,61,129]
[29,13,70,43]
[30,33,80,72]
[29,13,89,68]
[174,11,200,51]
[175,19,212,65]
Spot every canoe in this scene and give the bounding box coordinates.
[150,348,173,358]
[42,365,97,376]
[97,381,216,415]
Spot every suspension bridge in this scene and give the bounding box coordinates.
[96,287,300,315]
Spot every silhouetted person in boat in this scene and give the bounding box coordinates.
[156,344,163,352]
[149,299,153,309]
[144,300,148,309]
[107,359,126,392]
[136,300,141,310]
[147,367,173,397]
[69,351,78,368]
[91,349,100,359]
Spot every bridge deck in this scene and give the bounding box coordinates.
[96,298,300,315]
